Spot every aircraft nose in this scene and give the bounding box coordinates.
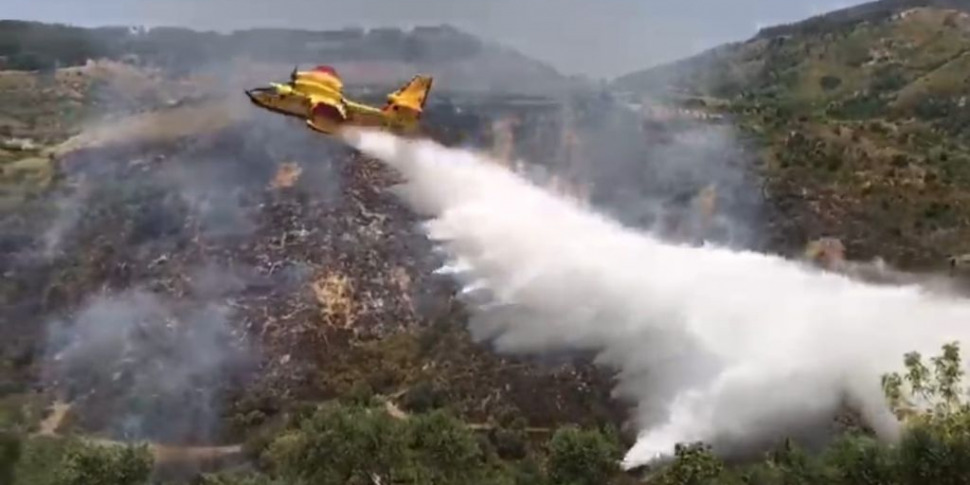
[245,87,272,102]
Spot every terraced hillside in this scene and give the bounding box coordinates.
[616,3,970,267]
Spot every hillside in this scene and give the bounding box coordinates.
[755,0,970,38]
[0,20,577,95]
[615,2,970,266]
[8,6,970,484]
[0,19,651,484]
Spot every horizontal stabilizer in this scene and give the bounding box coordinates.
[385,75,433,113]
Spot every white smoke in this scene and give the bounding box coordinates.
[343,129,970,469]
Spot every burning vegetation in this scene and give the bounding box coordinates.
[0,56,644,483]
[7,8,970,483]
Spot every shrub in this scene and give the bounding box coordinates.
[823,434,896,485]
[490,427,528,461]
[52,442,153,485]
[881,342,965,423]
[194,471,287,485]
[652,442,727,485]
[914,97,952,120]
[871,66,907,93]
[409,410,489,484]
[820,75,843,91]
[0,432,20,485]
[546,426,622,485]
[265,403,492,485]
[401,380,446,414]
[265,403,410,485]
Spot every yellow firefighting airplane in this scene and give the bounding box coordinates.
[245,65,433,136]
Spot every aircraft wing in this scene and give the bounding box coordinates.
[302,66,348,122]
[310,97,347,122]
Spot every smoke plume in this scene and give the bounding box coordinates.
[43,265,254,443]
[345,129,970,469]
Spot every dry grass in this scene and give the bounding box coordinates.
[270,162,303,190]
[312,272,358,330]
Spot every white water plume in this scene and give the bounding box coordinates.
[343,128,970,469]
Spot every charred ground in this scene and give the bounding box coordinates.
[0,39,660,480]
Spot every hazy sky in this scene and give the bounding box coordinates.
[5,0,865,78]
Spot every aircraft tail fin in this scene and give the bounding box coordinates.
[384,75,433,114]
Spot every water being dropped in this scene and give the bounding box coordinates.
[345,128,970,469]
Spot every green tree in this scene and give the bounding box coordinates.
[546,426,622,485]
[820,75,842,91]
[823,434,895,485]
[652,442,727,485]
[265,403,410,485]
[506,458,548,485]
[880,342,970,484]
[401,380,446,413]
[490,426,528,461]
[195,471,287,485]
[266,402,496,485]
[881,342,967,424]
[52,442,153,485]
[0,432,21,485]
[409,410,489,484]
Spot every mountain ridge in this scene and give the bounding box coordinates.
[612,0,970,93]
[0,19,578,95]
[613,0,970,266]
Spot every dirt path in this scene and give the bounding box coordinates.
[36,392,548,476]
[377,393,551,435]
[36,400,71,436]
[382,398,409,420]
[33,399,245,476]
